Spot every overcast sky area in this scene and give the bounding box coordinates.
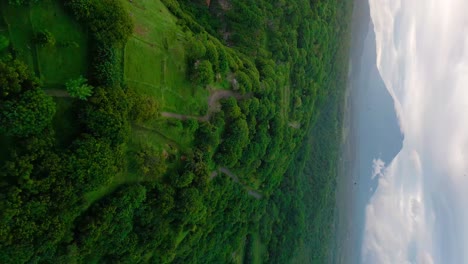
[362,0,468,263]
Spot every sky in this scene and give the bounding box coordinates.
[362,0,468,263]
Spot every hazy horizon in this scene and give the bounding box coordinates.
[333,0,403,262]
[337,0,468,263]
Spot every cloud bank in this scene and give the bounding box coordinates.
[363,0,468,263]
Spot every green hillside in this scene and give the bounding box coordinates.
[0,0,353,263]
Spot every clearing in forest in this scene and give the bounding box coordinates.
[0,0,88,87]
[122,0,208,116]
[0,1,88,149]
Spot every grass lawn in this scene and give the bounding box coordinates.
[0,0,88,86]
[51,97,79,148]
[30,0,88,86]
[121,0,208,183]
[0,1,36,72]
[251,232,267,264]
[85,117,196,205]
[128,119,193,165]
[243,233,266,264]
[84,171,141,206]
[122,0,208,116]
[232,237,246,264]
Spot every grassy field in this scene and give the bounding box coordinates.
[84,170,142,205]
[120,0,209,179]
[29,0,88,86]
[251,233,267,264]
[242,233,266,264]
[51,97,79,148]
[1,1,88,87]
[0,1,36,72]
[232,237,246,264]
[122,0,208,116]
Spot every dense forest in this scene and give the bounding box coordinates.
[0,0,352,263]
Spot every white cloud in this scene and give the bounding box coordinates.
[364,0,468,262]
[371,158,385,179]
[362,149,433,264]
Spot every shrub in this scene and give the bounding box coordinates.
[34,30,56,47]
[0,58,37,98]
[68,135,117,191]
[0,35,9,51]
[186,38,206,61]
[65,76,93,100]
[90,43,121,86]
[128,90,159,123]
[135,145,167,179]
[79,86,130,146]
[191,60,214,86]
[204,41,219,72]
[65,0,133,45]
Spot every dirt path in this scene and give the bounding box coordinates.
[133,124,182,149]
[161,112,200,121]
[219,167,240,183]
[161,89,250,122]
[218,0,232,10]
[217,167,263,199]
[288,121,300,129]
[45,89,71,98]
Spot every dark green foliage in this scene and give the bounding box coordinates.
[79,86,130,147]
[74,184,146,258]
[8,0,41,5]
[135,145,167,179]
[64,0,133,45]
[0,58,36,98]
[65,76,93,100]
[204,41,219,72]
[195,121,220,155]
[217,47,229,74]
[215,98,250,167]
[0,59,55,137]
[183,118,199,134]
[191,60,214,86]
[235,71,252,93]
[33,30,56,46]
[128,90,159,123]
[175,187,206,224]
[89,43,121,87]
[0,36,9,51]
[186,37,206,61]
[215,117,249,167]
[0,0,353,262]
[68,135,117,192]
[170,171,195,188]
[0,89,55,137]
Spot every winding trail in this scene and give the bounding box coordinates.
[133,124,181,149]
[162,88,261,199]
[217,167,263,199]
[161,89,250,122]
[288,121,300,129]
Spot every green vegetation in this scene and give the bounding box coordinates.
[33,30,56,46]
[0,35,10,51]
[121,0,208,116]
[1,0,88,85]
[65,76,93,100]
[0,0,353,263]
